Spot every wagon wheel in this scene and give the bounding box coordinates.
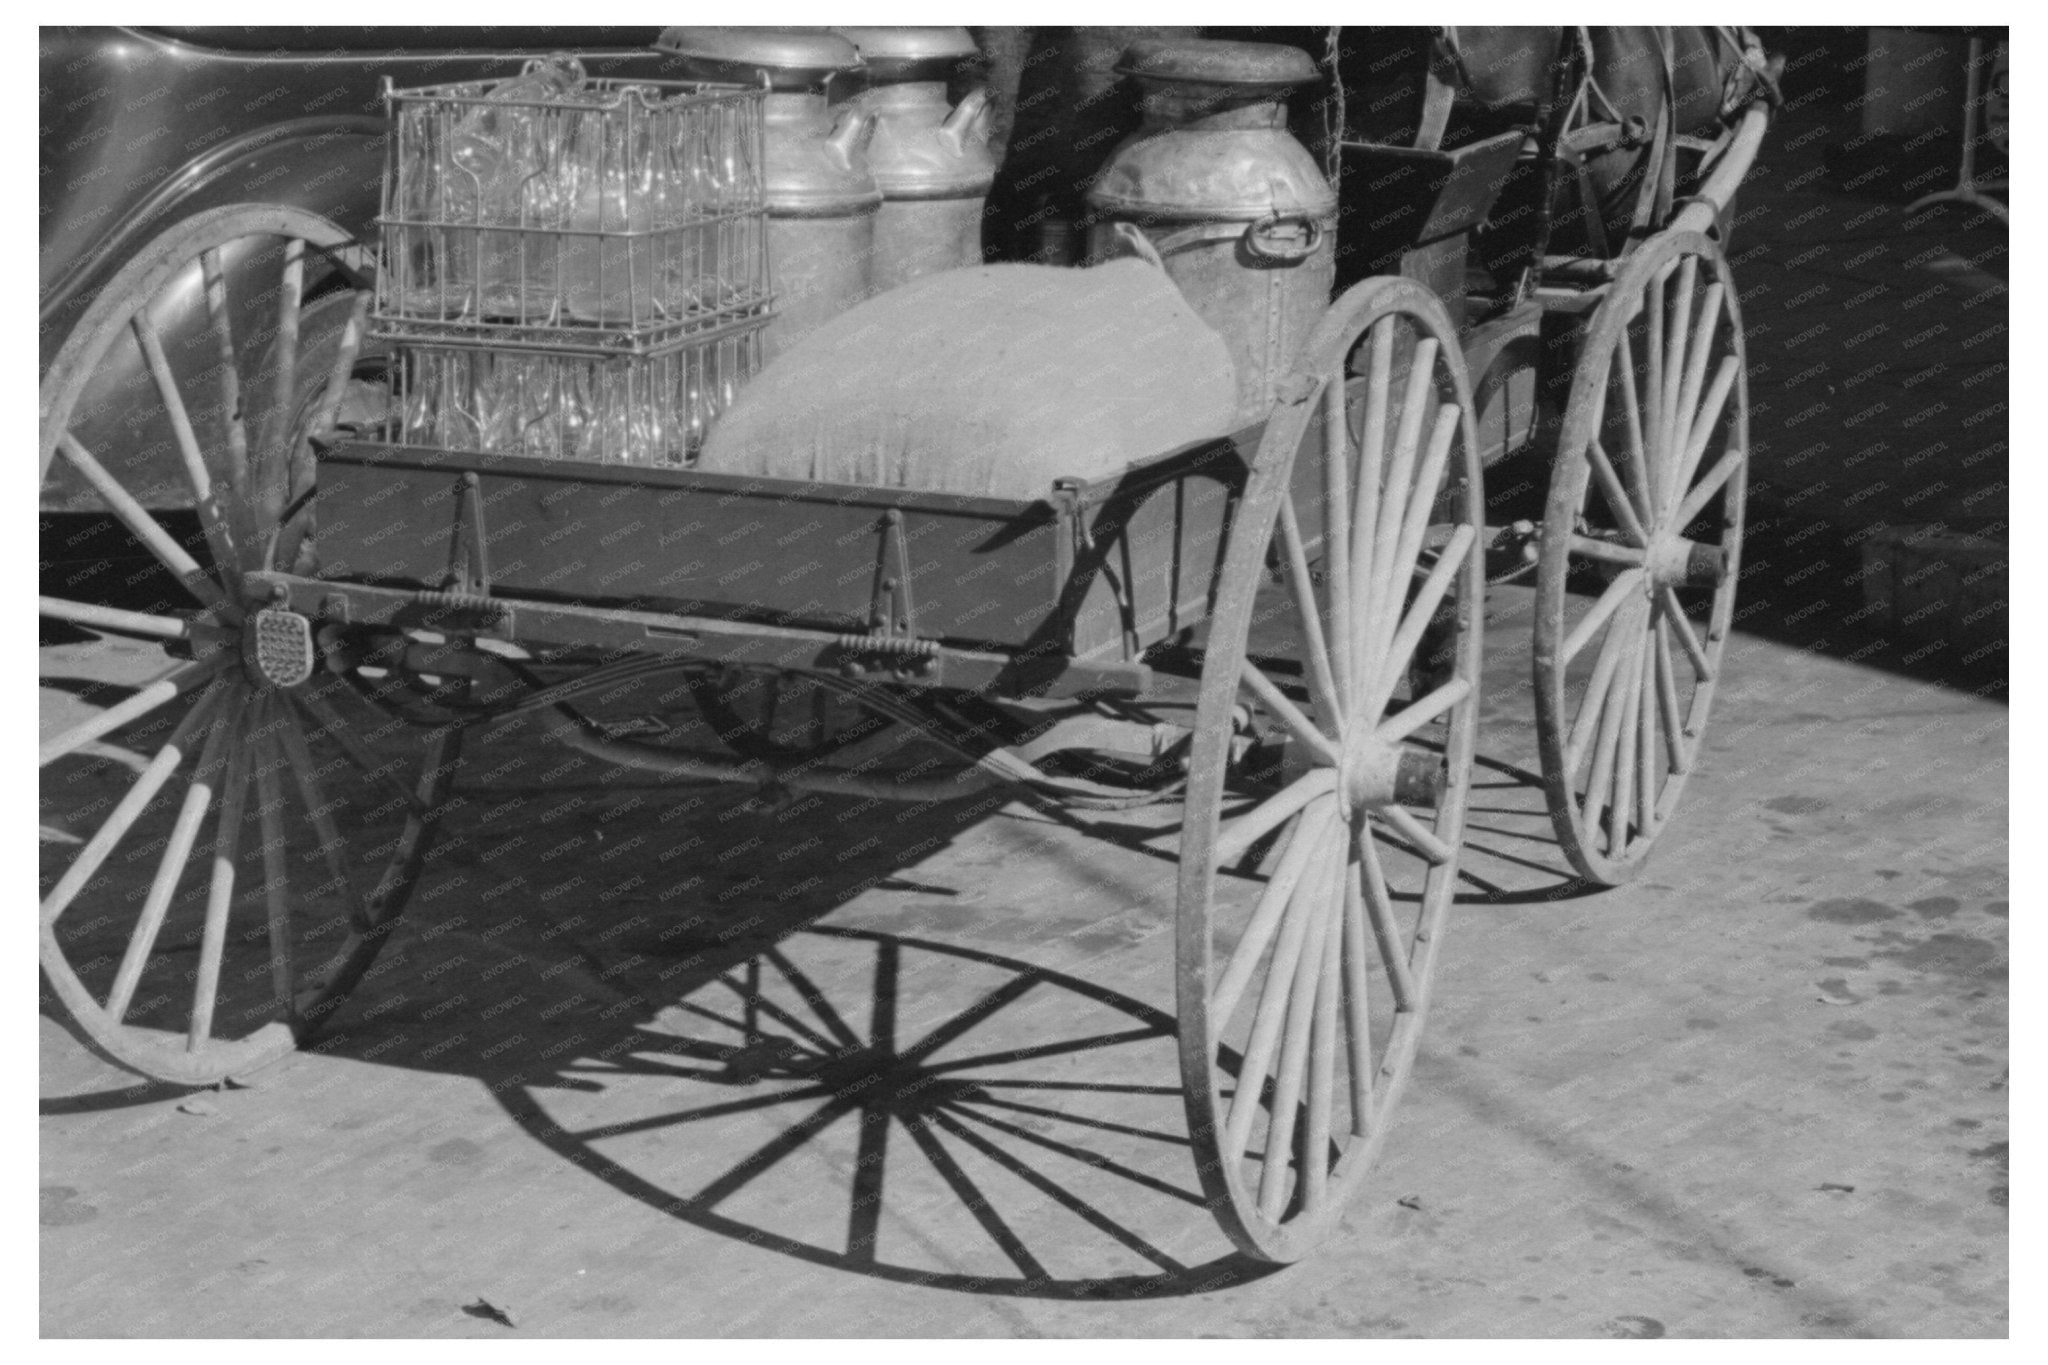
[687,666,891,765]
[1533,230,1746,885]
[1178,277,1485,1262]
[39,203,459,1085]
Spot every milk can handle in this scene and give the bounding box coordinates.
[1243,211,1322,261]
[943,88,993,151]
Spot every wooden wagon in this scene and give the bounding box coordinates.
[38,34,1772,1262]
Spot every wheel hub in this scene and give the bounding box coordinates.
[1338,727,1402,813]
[1646,534,1725,589]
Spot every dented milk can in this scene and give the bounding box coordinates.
[833,26,995,290]
[658,28,883,358]
[1086,38,1336,424]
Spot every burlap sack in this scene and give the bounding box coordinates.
[696,257,1238,500]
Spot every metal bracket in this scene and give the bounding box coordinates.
[444,471,492,597]
[867,507,916,641]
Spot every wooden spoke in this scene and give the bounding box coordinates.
[1320,373,1355,700]
[1256,847,1339,1222]
[199,247,252,511]
[1611,329,1655,519]
[264,239,307,463]
[1213,768,1339,870]
[1608,640,1646,857]
[1276,499,1346,735]
[1565,534,1646,568]
[1347,319,1394,691]
[249,697,299,1017]
[1376,802,1454,867]
[1676,444,1745,530]
[1303,870,1343,1211]
[1581,627,1644,836]
[1659,257,1698,498]
[1564,606,1640,776]
[1560,567,1646,664]
[38,596,191,641]
[1223,836,1327,1166]
[307,292,372,445]
[1376,676,1472,747]
[105,691,245,1025]
[1669,356,1740,519]
[1671,282,1725,503]
[1586,440,1652,547]
[1658,587,1714,681]
[1355,830,1418,1010]
[189,711,255,1050]
[1366,402,1460,677]
[1213,800,1339,1027]
[41,684,230,926]
[1363,338,1441,672]
[1370,521,1476,714]
[1644,264,1667,468]
[131,310,242,572]
[1635,642,1659,836]
[273,699,365,915]
[1338,852,1377,1133]
[1241,661,1342,767]
[1653,617,1689,774]
[40,654,230,768]
[54,434,229,614]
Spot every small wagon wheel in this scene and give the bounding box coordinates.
[1533,229,1746,885]
[39,204,459,1085]
[1178,277,1486,1262]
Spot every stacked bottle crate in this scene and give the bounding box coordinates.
[373,56,774,467]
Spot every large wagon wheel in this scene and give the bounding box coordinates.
[1534,230,1746,885]
[39,204,459,1085]
[1178,277,1486,1262]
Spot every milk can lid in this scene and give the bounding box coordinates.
[657,26,864,84]
[1114,37,1320,92]
[831,26,978,80]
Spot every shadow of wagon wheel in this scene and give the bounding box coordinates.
[498,926,1279,1299]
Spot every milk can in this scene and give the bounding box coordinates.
[832,26,995,290]
[1086,39,1336,424]
[657,28,883,358]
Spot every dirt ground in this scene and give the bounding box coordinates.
[39,581,2007,1337]
[40,29,2008,1340]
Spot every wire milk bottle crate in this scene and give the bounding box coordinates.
[371,59,775,467]
[392,330,761,469]
[375,61,774,350]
